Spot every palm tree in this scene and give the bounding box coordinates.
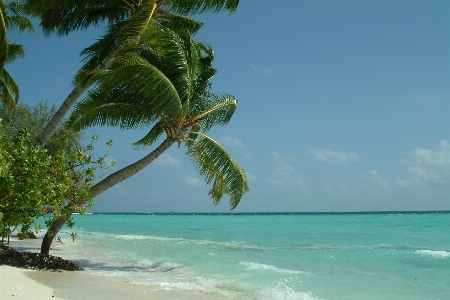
[39,26,248,254]
[23,0,240,147]
[0,0,33,110]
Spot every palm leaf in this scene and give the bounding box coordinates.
[193,93,237,133]
[0,0,6,74]
[133,121,165,148]
[24,0,238,37]
[0,68,18,109]
[68,61,182,130]
[5,41,25,63]
[24,0,129,36]
[166,0,239,14]
[78,3,158,73]
[159,13,203,36]
[186,133,249,209]
[5,14,33,31]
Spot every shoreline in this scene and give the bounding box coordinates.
[0,237,222,300]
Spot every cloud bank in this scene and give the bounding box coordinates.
[397,140,450,187]
[308,148,362,163]
[221,136,248,148]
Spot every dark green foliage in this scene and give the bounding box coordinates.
[0,243,84,270]
[0,103,115,240]
[0,126,92,239]
[0,101,83,155]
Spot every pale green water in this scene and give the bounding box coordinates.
[47,212,450,299]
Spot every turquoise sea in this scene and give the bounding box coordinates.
[47,212,450,300]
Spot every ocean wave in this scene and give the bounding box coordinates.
[155,277,242,299]
[415,250,450,258]
[240,262,304,274]
[138,259,183,272]
[256,285,322,300]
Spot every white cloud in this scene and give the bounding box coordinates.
[184,176,203,187]
[251,64,272,75]
[221,136,248,148]
[308,148,362,163]
[369,169,389,189]
[267,152,306,188]
[396,140,450,187]
[154,154,180,167]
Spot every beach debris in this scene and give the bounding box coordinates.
[0,243,83,271]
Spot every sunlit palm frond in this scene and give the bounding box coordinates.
[78,4,158,73]
[195,93,237,132]
[148,30,191,104]
[186,133,249,209]
[69,61,183,131]
[67,89,152,130]
[159,14,203,36]
[166,0,239,15]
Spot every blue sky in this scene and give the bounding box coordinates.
[7,1,450,212]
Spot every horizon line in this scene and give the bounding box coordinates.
[85,210,450,215]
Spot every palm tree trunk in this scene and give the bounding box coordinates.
[40,137,174,254]
[34,48,118,147]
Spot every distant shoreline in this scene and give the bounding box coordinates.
[84,210,450,215]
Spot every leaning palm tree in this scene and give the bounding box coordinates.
[24,0,240,147]
[39,26,248,254]
[0,0,33,110]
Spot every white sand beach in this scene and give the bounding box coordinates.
[0,265,64,299]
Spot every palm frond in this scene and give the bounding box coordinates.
[5,14,33,31]
[193,93,237,132]
[166,0,239,15]
[23,0,129,36]
[133,121,165,148]
[5,41,25,63]
[186,133,249,209]
[159,13,203,36]
[4,1,25,12]
[78,4,158,73]
[138,27,195,106]
[0,0,7,73]
[68,61,183,131]
[0,68,19,109]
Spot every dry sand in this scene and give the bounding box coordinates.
[0,265,65,299]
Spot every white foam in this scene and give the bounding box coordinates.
[240,262,304,274]
[138,259,183,272]
[257,285,322,300]
[415,250,450,258]
[156,277,239,299]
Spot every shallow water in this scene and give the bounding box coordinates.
[42,212,450,300]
